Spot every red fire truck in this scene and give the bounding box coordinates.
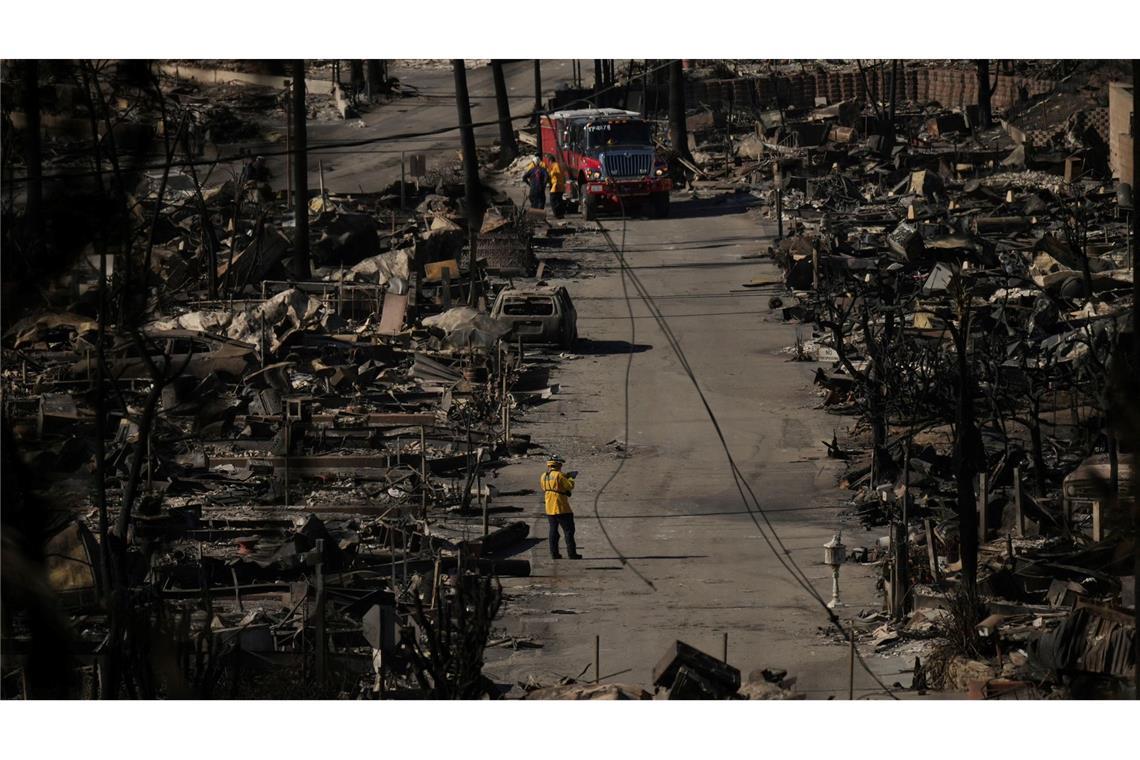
[539,108,672,220]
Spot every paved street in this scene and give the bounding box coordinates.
[481,191,906,697]
[264,60,577,196]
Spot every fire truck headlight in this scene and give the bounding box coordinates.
[589,170,602,180]
[655,168,665,176]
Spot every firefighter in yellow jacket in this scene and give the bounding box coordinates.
[541,455,581,559]
[546,154,565,219]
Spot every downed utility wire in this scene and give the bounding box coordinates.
[596,212,898,699]
[589,194,656,591]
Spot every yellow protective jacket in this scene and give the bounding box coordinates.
[541,469,575,515]
[548,162,565,193]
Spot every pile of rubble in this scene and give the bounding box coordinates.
[715,59,1137,698]
[1,61,565,699]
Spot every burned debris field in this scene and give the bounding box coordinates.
[0,57,1136,705]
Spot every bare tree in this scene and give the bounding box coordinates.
[407,573,502,698]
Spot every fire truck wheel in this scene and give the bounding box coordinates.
[651,191,670,218]
[584,196,598,221]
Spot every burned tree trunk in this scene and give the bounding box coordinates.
[976,60,993,130]
[594,59,603,94]
[452,60,484,306]
[291,60,310,280]
[1132,58,1139,653]
[668,59,693,163]
[951,314,980,597]
[366,60,384,99]
[533,59,542,114]
[350,60,364,102]
[861,306,896,482]
[1027,399,1048,497]
[490,60,517,165]
[881,60,899,160]
[21,60,43,252]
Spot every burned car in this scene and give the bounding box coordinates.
[490,286,578,349]
[70,330,256,381]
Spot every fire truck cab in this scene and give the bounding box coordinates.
[539,108,672,220]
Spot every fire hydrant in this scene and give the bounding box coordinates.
[823,532,847,609]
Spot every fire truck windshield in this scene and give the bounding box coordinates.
[585,121,651,149]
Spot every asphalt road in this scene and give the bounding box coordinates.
[261,60,578,196]
[480,189,908,698]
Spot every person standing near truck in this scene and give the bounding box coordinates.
[523,156,548,210]
[546,154,565,219]
[541,455,581,559]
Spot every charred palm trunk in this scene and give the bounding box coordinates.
[533,59,542,114]
[22,60,43,252]
[1132,58,1139,662]
[953,319,980,597]
[976,60,993,130]
[366,60,384,99]
[668,59,693,163]
[881,60,899,160]
[1028,398,1048,497]
[350,60,364,101]
[491,61,517,164]
[291,61,310,280]
[453,60,484,306]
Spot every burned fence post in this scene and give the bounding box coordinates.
[1013,465,1025,537]
[977,471,989,545]
[313,539,326,687]
[482,482,489,538]
[848,625,855,700]
[924,518,940,584]
[420,425,428,522]
[774,163,784,239]
[595,634,600,684]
